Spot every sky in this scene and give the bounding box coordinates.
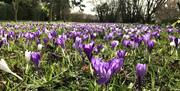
[71,0,98,15]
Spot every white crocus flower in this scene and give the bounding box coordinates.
[170,41,175,47]
[136,30,141,35]
[25,50,31,62]
[128,31,132,34]
[37,44,43,50]
[0,59,23,80]
[123,34,130,39]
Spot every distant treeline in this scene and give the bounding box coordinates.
[0,0,179,23]
[0,0,93,22]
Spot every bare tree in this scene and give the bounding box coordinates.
[92,0,167,23]
[143,0,167,22]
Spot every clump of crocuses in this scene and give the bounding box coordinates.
[91,57,124,85]
[136,63,147,90]
[25,51,41,69]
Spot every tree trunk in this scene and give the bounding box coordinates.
[49,0,53,22]
[146,13,152,23]
[12,0,18,22]
[49,6,53,21]
[15,10,18,22]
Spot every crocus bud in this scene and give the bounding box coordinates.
[174,38,179,48]
[143,33,151,45]
[83,41,94,61]
[147,40,155,52]
[31,52,41,67]
[43,38,49,44]
[136,63,147,90]
[37,44,43,50]
[170,41,176,47]
[122,39,130,48]
[25,50,31,62]
[73,37,83,53]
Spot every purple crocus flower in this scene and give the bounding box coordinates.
[50,30,57,37]
[110,40,119,49]
[43,38,49,44]
[36,29,41,37]
[29,33,35,40]
[147,40,155,52]
[174,38,179,48]
[73,37,83,53]
[97,44,103,51]
[2,37,8,45]
[129,40,140,49]
[104,32,114,41]
[136,63,147,90]
[56,37,65,49]
[31,52,41,67]
[117,50,126,58]
[122,39,130,48]
[24,32,35,40]
[151,31,160,38]
[7,31,15,38]
[82,34,89,41]
[91,33,96,39]
[83,41,94,61]
[167,27,173,33]
[91,57,124,85]
[109,58,124,74]
[143,33,151,45]
[48,32,53,40]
